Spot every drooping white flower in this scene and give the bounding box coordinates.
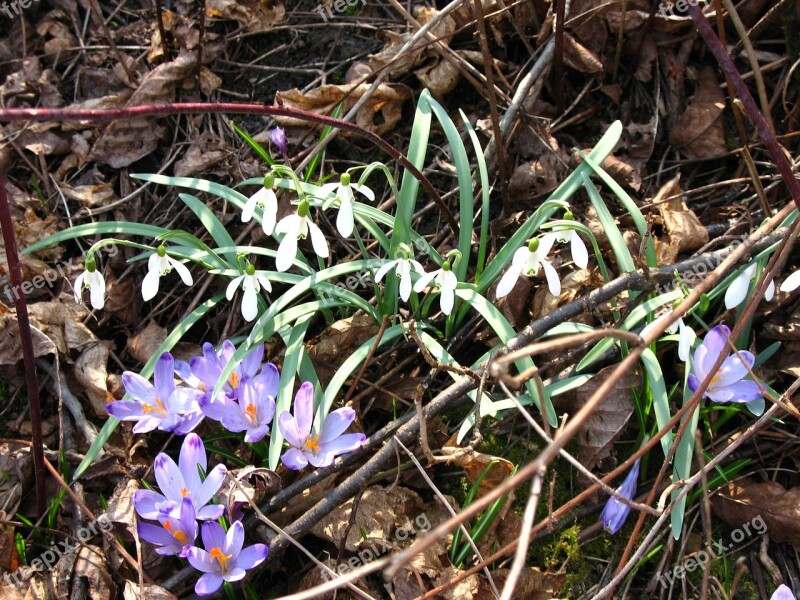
[640,309,696,362]
[413,258,459,315]
[780,270,800,293]
[550,212,589,269]
[375,245,425,302]
[242,173,278,236]
[142,245,194,302]
[725,263,775,309]
[74,256,105,310]
[274,199,329,272]
[225,263,272,322]
[319,173,375,238]
[496,235,560,299]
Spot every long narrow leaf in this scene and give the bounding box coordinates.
[640,348,672,457]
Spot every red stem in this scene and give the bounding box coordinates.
[0,102,459,232]
[0,170,47,518]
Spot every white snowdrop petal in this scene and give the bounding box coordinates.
[141,269,161,301]
[496,266,521,298]
[724,271,751,309]
[374,260,397,283]
[571,233,589,269]
[541,259,562,297]
[307,221,329,258]
[73,272,86,304]
[172,259,194,286]
[765,279,775,301]
[276,233,299,272]
[412,269,438,293]
[241,288,259,322]
[226,276,243,301]
[355,184,375,202]
[780,270,800,293]
[336,196,354,238]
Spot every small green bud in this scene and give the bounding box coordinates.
[528,238,540,253]
[340,172,351,187]
[156,245,167,257]
[297,199,310,218]
[245,262,256,276]
[443,260,451,271]
[564,210,574,221]
[85,256,97,272]
[263,172,275,189]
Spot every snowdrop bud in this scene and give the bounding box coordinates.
[156,245,167,257]
[340,172,351,187]
[85,255,97,272]
[245,262,256,276]
[527,238,540,252]
[263,172,275,189]
[297,199,310,218]
[564,210,574,221]
[443,260,452,271]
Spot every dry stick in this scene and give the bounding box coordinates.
[472,0,510,216]
[0,103,459,233]
[0,169,46,518]
[553,0,566,114]
[152,0,169,60]
[687,2,800,207]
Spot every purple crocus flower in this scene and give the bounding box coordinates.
[138,497,198,557]
[687,324,763,403]
[106,352,203,434]
[133,433,227,521]
[187,520,268,596]
[200,365,278,442]
[278,382,366,470]
[176,341,266,405]
[269,126,288,159]
[771,585,795,600]
[600,458,640,534]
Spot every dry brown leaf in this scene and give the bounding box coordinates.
[439,446,514,498]
[16,209,65,262]
[59,182,117,208]
[122,581,177,600]
[206,0,285,32]
[475,568,566,599]
[670,67,727,159]
[26,301,94,356]
[307,313,379,369]
[216,466,281,520]
[127,320,167,364]
[567,364,641,477]
[310,486,424,552]
[104,479,138,537]
[601,154,642,191]
[173,131,227,177]
[712,478,800,547]
[0,313,56,365]
[563,33,604,73]
[0,444,32,517]
[56,545,116,600]
[651,175,709,265]
[275,83,410,137]
[74,344,110,416]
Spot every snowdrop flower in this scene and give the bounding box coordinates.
[550,211,589,269]
[142,245,194,302]
[133,433,227,521]
[600,458,640,534]
[226,262,272,322]
[269,126,288,159]
[278,382,366,470]
[187,521,268,596]
[780,270,800,293]
[200,364,278,443]
[242,173,278,236]
[413,253,459,315]
[274,198,329,272]
[319,172,375,238]
[138,497,198,557]
[770,585,795,600]
[74,256,105,310]
[687,324,763,403]
[496,235,560,299]
[375,244,425,302]
[725,263,775,309]
[640,309,696,362]
[106,352,203,434]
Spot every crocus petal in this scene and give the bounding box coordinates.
[240,344,265,379]
[319,407,356,443]
[179,434,206,495]
[223,568,247,583]
[708,379,762,403]
[194,464,227,511]
[715,351,755,387]
[540,259,562,297]
[142,268,161,301]
[319,432,365,457]
[496,265,521,298]
[133,489,167,520]
[153,353,175,405]
[694,324,730,378]
[307,221,329,258]
[132,416,163,433]
[261,363,280,398]
[105,400,144,421]
[154,454,186,504]
[171,259,194,287]
[236,545,268,570]
[138,523,180,550]
[281,447,309,470]
[195,573,224,596]
[196,504,225,520]
[571,233,589,269]
[244,424,269,443]
[294,382,315,437]
[725,269,752,309]
[187,547,217,574]
[278,412,305,448]
[770,585,794,600]
[780,270,800,293]
[227,521,245,557]
[201,521,228,554]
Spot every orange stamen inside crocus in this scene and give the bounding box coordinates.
[209,547,232,571]
[181,487,190,497]
[228,372,239,389]
[142,397,167,416]
[304,435,320,453]
[244,404,258,422]
[163,521,187,543]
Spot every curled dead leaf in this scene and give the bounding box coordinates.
[74,343,110,416]
[670,67,727,159]
[651,175,709,265]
